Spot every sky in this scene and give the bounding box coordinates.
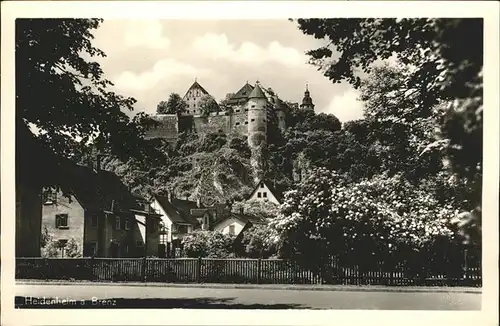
[91,19,365,122]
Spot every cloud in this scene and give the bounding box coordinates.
[122,20,171,49]
[113,58,210,91]
[192,33,307,67]
[326,89,365,122]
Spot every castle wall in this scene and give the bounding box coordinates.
[144,114,179,145]
[193,113,231,135]
[231,111,248,136]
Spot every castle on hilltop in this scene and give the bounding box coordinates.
[145,79,316,146]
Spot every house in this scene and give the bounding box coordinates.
[41,159,162,258]
[212,210,266,237]
[247,179,282,205]
[151,194,232,257]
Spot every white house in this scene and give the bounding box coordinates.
[247,179,281,205]
[150,195,200,244]
[213,212,266,237]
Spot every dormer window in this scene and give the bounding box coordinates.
[260,183,264,188]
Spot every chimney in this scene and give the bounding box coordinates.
[197,197,201,208]
[239,207,244,215]
[167,191,172,202]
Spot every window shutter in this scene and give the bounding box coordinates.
[55,215,60,228]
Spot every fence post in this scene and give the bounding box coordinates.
[257,259,262,284]
[142,256,147,282]
[196,257,202,283]
[90,256,95,281]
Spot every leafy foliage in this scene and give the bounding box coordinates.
[157,93,187,115]
[239,224,280,258]
[199,94,220,117]
[182,231,235,258]
[16,19,158,163]
[270,168,459,271]
[294,18,483,243]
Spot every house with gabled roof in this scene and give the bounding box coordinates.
[151,194,233,257]
[41,159,162,258]
[212,210,266,237]
[247,178,282,205]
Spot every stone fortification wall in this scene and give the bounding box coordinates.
[144,114,179,145]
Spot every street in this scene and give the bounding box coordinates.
[15,284,481,310]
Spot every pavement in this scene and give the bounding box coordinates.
[14,281,482,310]
[16,279,482,293]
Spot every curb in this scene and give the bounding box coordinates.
[16,280,482,294]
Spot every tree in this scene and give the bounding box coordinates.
[239,224,279,258]
[199,94,220,117]
[65,238,82,258]
[157,93,187,115]
[182,231,235,258]
[219,93,235,113]
[16,19,157,162]
[231,200,280,220]
[294,18,483,242]
[270,167,458,277]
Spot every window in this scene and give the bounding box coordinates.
[91,214,98,228]
[260,183,264,188]
[251,105,256,108]
[257,192,262,198]
[244,121,248,125]
[251,119,255,122]
[187,110,190,113]
[236,109,240,113]
[263,192,267,198]
[235,122,240,126]
[125,218,130,230]
[229,225,235,236]
[136,240,144,247]
[263,119,266,122]
[55,214,68,229]
[245,108,249,112]
[115,216,121,230]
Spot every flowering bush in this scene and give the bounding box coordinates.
[239,224,280,258]
[269,167,459,269]
[182,231,235,258]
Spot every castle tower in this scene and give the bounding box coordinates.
[182,79,210,116]
[247,81,268,182]
[299,83,315,111]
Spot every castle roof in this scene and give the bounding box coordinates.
[184,80,210,97]
[248,83,267,99]
[227,82,255,105]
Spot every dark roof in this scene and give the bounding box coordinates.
[154,196,200,225]
[249,178,283,202]
[248,83,267,99]
[184,81,210,98]
[57,161,146,214]
[226,82,254,105]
